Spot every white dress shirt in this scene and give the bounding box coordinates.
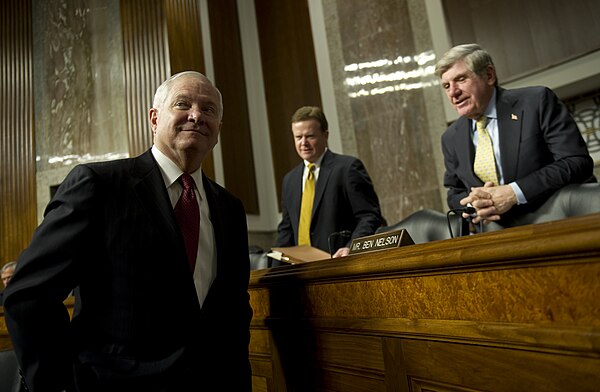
[301,148,327,191]
[472,90,526,205]
[152,146,217,307]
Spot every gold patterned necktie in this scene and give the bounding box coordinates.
[473,116,499,185]
[298,163,316,246]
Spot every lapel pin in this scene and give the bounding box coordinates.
[511,113,518,120]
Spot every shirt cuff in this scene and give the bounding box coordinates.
[509,182,527,205]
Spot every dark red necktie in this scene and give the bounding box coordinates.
[174,173,200,272]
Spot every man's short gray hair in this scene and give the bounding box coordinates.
[1,261,17,274]
[435,43,496,83]
[152,71,224,120]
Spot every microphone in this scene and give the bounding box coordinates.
[449,206,476,215]
[328,230,352,256]
[446,205,479,238]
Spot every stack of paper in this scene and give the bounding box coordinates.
[267,245,331,264]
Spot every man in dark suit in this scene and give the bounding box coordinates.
[276,106,383,257]
[3,72,252,391]
[0,261,16,304]
[436,44,595,227]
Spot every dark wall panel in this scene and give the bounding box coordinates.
[0,0,36,266]
[163,0,216,179]
[443,0,600,82]
[164,0,206,75]
[208,0,259,214]
[254,0,322,206]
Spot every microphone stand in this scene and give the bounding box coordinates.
[446,206,482,238]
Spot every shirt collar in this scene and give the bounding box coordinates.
[484,88,497,120]
[151,145,203,189]
[304,147,327,168]
[472,89,497,130]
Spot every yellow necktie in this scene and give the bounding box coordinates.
[298,163,315,246]
[474,116,499,185]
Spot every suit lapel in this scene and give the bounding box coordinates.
[289,163,304,236]
[455,118,483,187]
[131,150,183,255]
[202,175,223,276]
[496,88,522,182]
[313,150,333,218]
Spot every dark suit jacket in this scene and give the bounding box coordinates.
[3,150,252,391]
[276,149,383,253]
[442,86,594,224]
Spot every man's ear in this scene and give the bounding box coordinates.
[149,108,158,133]
[485,65,497,86]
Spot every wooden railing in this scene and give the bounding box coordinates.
[3,214,599,391]
[248,213,600,391]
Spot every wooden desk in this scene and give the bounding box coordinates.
[248,213,600,391]
[2,215,599,391]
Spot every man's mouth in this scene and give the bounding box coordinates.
[180,127,208,136]
[453,96,468,107]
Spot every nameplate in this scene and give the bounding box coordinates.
[349,229,414,255]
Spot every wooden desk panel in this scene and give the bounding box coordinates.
[2,215,599,390]
[248,213,600,391]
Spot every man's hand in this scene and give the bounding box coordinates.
[460,182,493,223]
[460,182,517,224]
[332,247,350,258]
[483,184,518,215]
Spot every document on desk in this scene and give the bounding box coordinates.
[268,245,331,264]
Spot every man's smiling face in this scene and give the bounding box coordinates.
[150,74,222,165]
[441,59,496,119]
[292,119,328,163]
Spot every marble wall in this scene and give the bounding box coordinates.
[32,0,128,220]
[25,0,598,243]
[322,0,447,226]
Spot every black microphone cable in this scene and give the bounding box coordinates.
[446,206,481,238]
[328,230,352,256]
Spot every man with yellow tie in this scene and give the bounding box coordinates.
[276,106,383,257]
[436,44,595,227]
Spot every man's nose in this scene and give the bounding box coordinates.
[448,84,460,97]
[188,110,201,123]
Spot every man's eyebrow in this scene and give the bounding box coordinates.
[171,94,190,102]
[454,71,469,80]
[204,101,219,108]
[442,72,467,83]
